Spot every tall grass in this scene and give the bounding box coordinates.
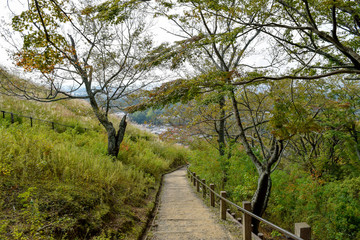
[0,90,100,131]
[0,87,189,239]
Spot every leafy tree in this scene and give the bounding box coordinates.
[130,0,360,236]
[162,91,237,188]
[138,3,360,232]
[4,0,154,157]
[224,0,360,82]
[271,79,360,179]
[129,0,286,233]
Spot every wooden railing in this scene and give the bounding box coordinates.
[187,167,311,240]
[0,109,88,131]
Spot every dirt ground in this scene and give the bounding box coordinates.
[146,168,241,240]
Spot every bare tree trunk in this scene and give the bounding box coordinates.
[229,88,282,234]
[251,170,272,234]
[218,96,226,156]
[87,92,127,157]
[107,115,127,158]
[217,96,228,189]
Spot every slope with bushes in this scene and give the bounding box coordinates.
[0,78,189,239]
[187,140,360,240]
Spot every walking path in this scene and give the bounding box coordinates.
[148,167,237,240]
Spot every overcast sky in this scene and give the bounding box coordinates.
[0,1,19,67]
[0,0,181,71]
[0,1,270,79]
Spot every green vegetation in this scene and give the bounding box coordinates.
[187,141,360,240]
[7,0,153,157]
[2,0,360,239]
[129,108,163,125]
[151,77,360,240]
[0,91,188,239]
[175,79,360,240]
[123,0,360,236]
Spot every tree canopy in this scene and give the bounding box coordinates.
[4,0,155,157]
[126,0,360,234]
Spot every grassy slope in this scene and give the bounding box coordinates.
[0,73,189,239]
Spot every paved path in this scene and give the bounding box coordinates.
[148,168,236,240]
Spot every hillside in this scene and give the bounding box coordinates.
[0,71,189,239]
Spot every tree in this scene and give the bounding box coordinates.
[4,0,154,157]
[220,0,360,83]
[129,0,287,233]
[161,90,237,188]
[126,0,360,235]
[272,78,360,179]
[139,1,360,230]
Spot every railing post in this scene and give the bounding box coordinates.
[202,179,206,198]
[243,201,252,240]
[2,111,5,118]
[210,184,215,207]
[258,233,264,240]
[295,222,311,240]
[52,122,55,130]
[193,173,196,186]
[30,117,33,127]
[11,113,14,124]
[220,191,227,220]
[196,176,200,192]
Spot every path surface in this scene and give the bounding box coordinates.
[148,167,236,240]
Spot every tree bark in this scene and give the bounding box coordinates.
[107,115,127,158]
[229,88,282,234]
[217,96,228,189]
[218,96,226,157]
[251,170,272,234]
[84,74,127,158]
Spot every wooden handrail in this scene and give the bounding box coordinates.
[0,109,88,131]
[186,166,311,240]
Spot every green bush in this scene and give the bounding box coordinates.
[0,111,188,239]
[187,141,360,240]
[269,169,360,240]
[0,77,189,239]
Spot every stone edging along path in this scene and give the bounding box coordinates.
[146,167,239,240]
